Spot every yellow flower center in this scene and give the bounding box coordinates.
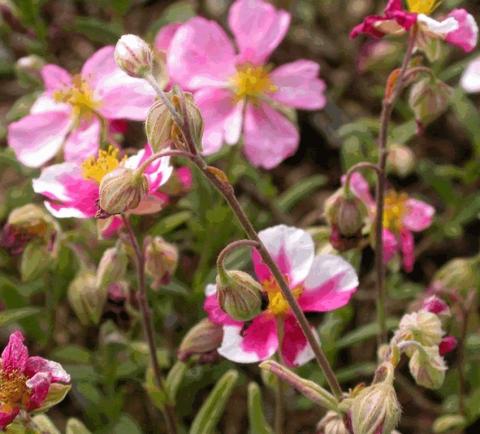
[53,74,101,119]
[231,64,277,102]
[263,276,303,316]
[0,370,29,413]
[406,0,440,15]
[81,146,124,184]
[383,190,409,232]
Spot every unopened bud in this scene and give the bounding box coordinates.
[68,271,107,326]
[96,243,128,290]
[432,414,466,433]
[115,34,153,78]
[408,345,446,389]
[144,236,178,288]
[350,365,401,434]
[316,411,348,434]
[422,295,450,317]
[433,256,480,295]
[20,241,52,282]
[409,78,453,127]
[439,336,457,356]
[177,318,223,363]
[387,144,415,177]
[16,55,45,84]
[395,311,443,347]
[216,269,263,322]
[98,167,148,216]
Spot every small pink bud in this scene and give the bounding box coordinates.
[177,318,223,363]
[115,34,153,78]
[422,296,450,317]
[144,236,179,288]
[439,336,457,356]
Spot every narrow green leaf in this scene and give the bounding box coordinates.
[73,17,122,44]
[0,307,41,327]
[336,318,398,349]
[151,211,192,236]
[166,361,187,403]
[278,175,327,211]
[247,383,274,434]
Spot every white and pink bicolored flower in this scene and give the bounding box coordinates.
[351,0,477,53]
[204,225,358,367]
[346,172,434,272]
[167,0,326,169]
[8,46,155,168]
[0,331,70,429]
[32,144,172,238]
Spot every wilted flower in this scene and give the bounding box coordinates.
[167,0,326,169]
[177,318,223,363]
[205,225,358,367]
[395,311,443,347]
[115,34,153,78]
[317,411,348,434]
[0,331,70,429]
[144,236,179,288]
[8,46,155,168]
[408,345,447,389]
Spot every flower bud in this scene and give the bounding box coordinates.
[317,411,348,434]
[216,269,263,322]
[98,167,148,216]
[433,256,480,295]
[68,271,107,326]
[395,311,443,347]
[439,336,457,356]
[144,236,179,288]
[422,295,450,317]
[96,243,128,290]
[15,54,45,84]
[387,144,415,177]
[409,78,453,127]
[350,368,401,434]
[408,346,446,389]
[177,318,223,363]
[20,241,52,282]
[115,34,153,78]
[432,414,466,433]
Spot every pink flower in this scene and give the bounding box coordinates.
[439,336,457,356]
[351,1,477,53]
[0,331,70,428]
[460,55,480,93]
[346,172,434,272]
[32,145,172,237]
[204,225,358,367]
[8,46,155,168]
[167,0,326,169]
[422,295,450,317]
[154,23,181,54]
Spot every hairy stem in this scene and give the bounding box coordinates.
[344,161,381,196]
[216,239,260,273]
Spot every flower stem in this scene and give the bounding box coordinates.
[121,215,178,434]
[343,161,381,196]
[374,26,418,344]
[216,239,260,273]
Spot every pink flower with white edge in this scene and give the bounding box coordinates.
[0,331,70,429]
[351,0,477,53]
[346,172,434,272]
[8,46,155,168]
[167,0,326,169]
[32,145,172,237]
[204,225,358,367]
[460,55,480,93]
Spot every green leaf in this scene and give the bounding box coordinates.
[51,345,91,364]
[150,211,192,236]
[247,383,274,434]
[113,415,143,434]
[278,175,327,211]
[0,307,41,327]
[34,383,71,412]
[31,415,60,434]
[166,361,187,403]
[73,17,122,44]
[336,318,398,349]
[451,88,480,157]
[189,370,239,434]
[66,419,92,434]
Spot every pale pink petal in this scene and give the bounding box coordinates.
[41,64,72,91]
[167,17,236,89]
[400,228,415,272]
[299,254,358,312]
[25,356,70,383]
[81,46,117,89]
[341,172,375,209]
[194,88,243,154]
[270,60,326,109]
[8,110,72,168]
[383,228,398,264]
[131,192,169,215]
[1,331,28,373]
[417,14,458,38]
[243,102,299,169]
[218,314,278,363]
[204,284,241,326]
[0,409,19,429]
[228,0,290,65]
[154,23,181,52]
[281,315,314,367]
[26,372,51,410]
[460,56,480,93]
[98,216,124,239]
[403,198,434,232]
[256,225,314,287]
[63,118,100,163]
[32,163,98,218]
[445,9,478,53]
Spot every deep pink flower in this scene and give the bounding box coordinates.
[32,145,172,237]
[0,331,70,428]
[167,0,326,169]
[204,225,358,367]
[422,295,450,317]
[8,46,155,168]
[351,1,477,53]
[346,172,434,272]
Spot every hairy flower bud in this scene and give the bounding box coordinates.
[144,236,179,288]
[317,411,348,434]
[177,318,223,363]
[98,167,148,216]
[96,243,128,290]
[395,311,443,347]
[387,144,415,177]
[216,269,263,322]
[115,34,153,78]
[68,271,107,326]
[433,256,480,295]
[408,346,446,389]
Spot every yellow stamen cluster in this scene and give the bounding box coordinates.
[263,276,303,316]
[53,74,101,119]
[383,190,409,232]
[406,0,441,15]
[82,146,124,184]
[0,370,29,412]
[231,64,277,102]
